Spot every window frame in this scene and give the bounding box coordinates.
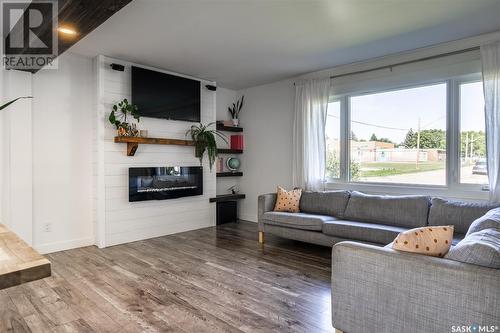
[325,73,488,200]
[325,99,342,180]
[455,75,488,190]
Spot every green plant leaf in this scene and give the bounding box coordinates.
[186,122,225,171]
[0,96,32,111]
[109,110,117,126]
[109,98,140,131]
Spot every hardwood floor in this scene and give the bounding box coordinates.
[0,221,334,333]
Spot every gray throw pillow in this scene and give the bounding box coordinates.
[466,207,500,236]
[445,228,500,269]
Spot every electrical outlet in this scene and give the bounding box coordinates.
[43,223,52,232]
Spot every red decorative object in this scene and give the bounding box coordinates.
[230,135,244,150]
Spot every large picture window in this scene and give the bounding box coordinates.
[349,83,447,185]
[324,72,489,194]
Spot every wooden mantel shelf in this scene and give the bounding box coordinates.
[0,224,51,290]
[114,136,195,156]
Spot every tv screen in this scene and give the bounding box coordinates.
[131,66,201,122]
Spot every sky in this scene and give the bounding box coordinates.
[326,81,485,145]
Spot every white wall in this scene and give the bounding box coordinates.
[0,70,3,225]
[216,87,237,121]
[32,52,94,253]
[95,56,216,247]
[0,69,33,243]
[237,79,295,222]
[0,53,95,253]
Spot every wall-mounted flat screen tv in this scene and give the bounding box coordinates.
[131,66,201,122]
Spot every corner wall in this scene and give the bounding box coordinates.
[0,52,95,252]
[0,69,33,243]
[237,79,295,222]
[32,52,94,253]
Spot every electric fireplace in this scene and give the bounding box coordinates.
[129,166,203,202]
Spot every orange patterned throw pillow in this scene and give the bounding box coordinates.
[273,186,302,213]
[392,226,454,257]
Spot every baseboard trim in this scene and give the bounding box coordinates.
[239,213,257,223]
[35,237,94,254]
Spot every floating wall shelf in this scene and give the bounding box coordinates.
[216,124,243,132]
[114,136,194,156]
[216,172,243,177]
[217,148,243,154]
[209,194,246,203]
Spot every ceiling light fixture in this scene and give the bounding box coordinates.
[57,27,77,35]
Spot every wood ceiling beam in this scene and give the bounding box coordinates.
[4,0,133,73]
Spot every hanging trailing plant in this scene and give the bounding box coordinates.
[109,99,140,136]
[186,122,227,171]
[0,96,32,111]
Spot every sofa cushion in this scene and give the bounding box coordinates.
[393,226,454,257]
[322,220,408,244]
[386,234,464,247]
[273,186,302,213]
[466,207,500,236]
[428,198,499,234]
[343,191,430,228]
[446,228,500,269]
[262,212,336,231]
[300,190,350,218]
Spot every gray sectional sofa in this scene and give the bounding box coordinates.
[258,190,485,246]
[258,190,500,333]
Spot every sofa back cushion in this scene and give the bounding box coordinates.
[467,207,500,236]
[300,190,350,218]
[428,198,499,235]
[445,228,500,269]
[343,191,430,228]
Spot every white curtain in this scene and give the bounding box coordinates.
[292,78,330,191]
[481,41,500,203]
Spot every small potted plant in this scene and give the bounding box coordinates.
[186,122,227,171]
[109,99,140,136]
[228,95,244,126]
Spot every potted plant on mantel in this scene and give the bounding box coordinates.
[186,122,227,171]
[109,98,140,137]
[228,95,244,126]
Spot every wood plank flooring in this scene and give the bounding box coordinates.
[0,221,334,333]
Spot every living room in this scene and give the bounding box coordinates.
[0,1,499,332]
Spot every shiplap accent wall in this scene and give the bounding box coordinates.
[95,55,216,247]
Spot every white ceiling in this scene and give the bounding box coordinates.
[69,0,500,89]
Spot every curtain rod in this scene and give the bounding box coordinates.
[294,46,480,85]
[330,46,480,80]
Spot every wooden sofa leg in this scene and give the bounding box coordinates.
[334,329,344,333]
[258,231,264,244]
